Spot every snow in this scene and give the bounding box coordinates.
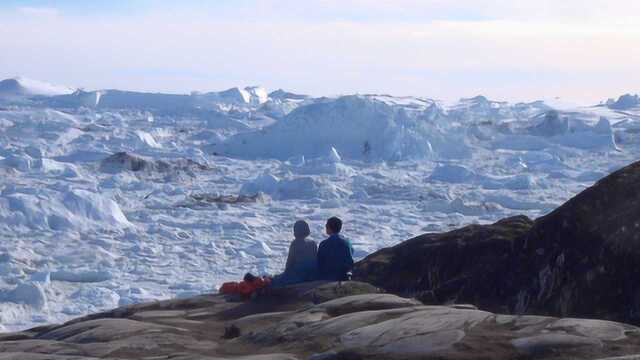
[0,77,74,99]
[51,270,113,283]
[1,77,640,332]
[0,187,132,231]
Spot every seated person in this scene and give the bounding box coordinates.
[317,217,354,281]
[272,220,318,287]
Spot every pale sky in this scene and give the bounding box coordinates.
[1,0,639,103]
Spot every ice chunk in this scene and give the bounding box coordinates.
[51,269,113,283]
[3,282,48,310]
[1,188,132,231]
[428,164,477,183]
[529,111,570,136]
[1,152,35,171]
[214,95,454,161]
[30,271,51,284]
[62,189,133,228]
[39,158,79,178]
[240,173,280,196]
[240,173,341,200]
[594,117,613,135]
[329,147,342,163]
[136,130,161,148]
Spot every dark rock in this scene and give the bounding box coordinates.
[99,152,210,176]
[100,152,150,172]
[223,324,241,339]
[353,215,533,313]
[354,160,640,325]
[516,160,640,322]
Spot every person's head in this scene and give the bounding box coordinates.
[243,272,256,282]
[293,220,311,239]
[325,217,342,235]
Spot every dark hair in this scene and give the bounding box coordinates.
[293,220,311,239]
[243,272,256,282]
[326,217,343,233]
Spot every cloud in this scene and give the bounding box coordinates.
[0,3,638,102]
[17,6,60,18]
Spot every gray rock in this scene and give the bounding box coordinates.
[2,282,640,359]
[512,334,603,355]
[312,293,421,316]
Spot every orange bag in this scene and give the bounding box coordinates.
[220,281,239,295]
[220,276,272,297]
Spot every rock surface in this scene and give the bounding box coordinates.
[2,281,640,359]
[353,214,534,313]
[354,160,640,324]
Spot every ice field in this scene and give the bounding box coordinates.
[1,77,639,331]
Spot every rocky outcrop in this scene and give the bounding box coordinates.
[353,215,533,313]
[516,160,640,322]
[355,160,640,324]
[99,152,210,175]
[2,281,640,359]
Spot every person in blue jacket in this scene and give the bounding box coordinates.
[317,217,354,281]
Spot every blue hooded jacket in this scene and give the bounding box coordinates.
[317,234,354,281]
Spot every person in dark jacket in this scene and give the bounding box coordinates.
[317,217,354,281]
[272,220,318,287]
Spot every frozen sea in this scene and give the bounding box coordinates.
[0,78,639,331]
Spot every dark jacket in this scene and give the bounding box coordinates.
[279,238,318,284]
[317,234,354,281]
